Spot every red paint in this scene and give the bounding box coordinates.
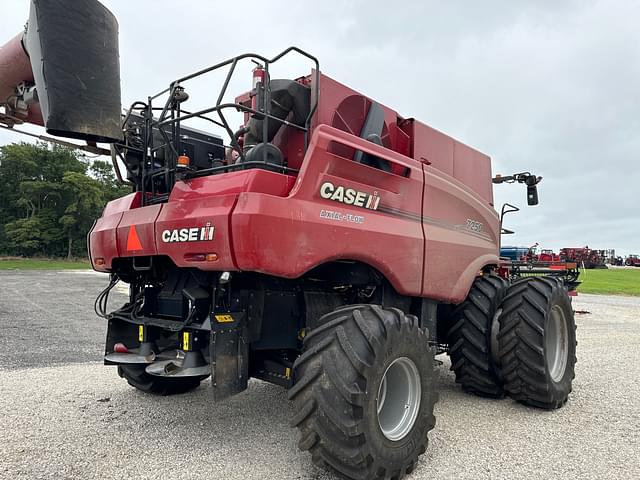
[155,194,238,270]
[89,72,500,303]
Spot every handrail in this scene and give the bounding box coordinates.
[122,47,320,205]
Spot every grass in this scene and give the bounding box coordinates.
[0,257,91,270]
[578,268,640,296]
[1,258,638,296]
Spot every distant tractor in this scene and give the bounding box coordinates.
[517,244,561,263]
[625,255,640,267]
[537,249,560,263]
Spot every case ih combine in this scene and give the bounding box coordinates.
[0,1,577,478]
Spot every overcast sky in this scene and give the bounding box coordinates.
[1,0,639,255]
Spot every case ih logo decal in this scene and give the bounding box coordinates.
[161,223,215,243]
[319,182,380,210]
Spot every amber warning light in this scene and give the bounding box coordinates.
[177,155,190,168]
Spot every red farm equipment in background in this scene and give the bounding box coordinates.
[500,244,580,293]
[625,255,640,267]
[560,247,607,269]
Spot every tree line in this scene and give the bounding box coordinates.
[0,142,130,258]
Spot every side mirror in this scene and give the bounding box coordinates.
[527,183,539,205]
[493,172,542,206]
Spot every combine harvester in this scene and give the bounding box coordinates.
[0,1,577,478]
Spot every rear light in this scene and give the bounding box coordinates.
[184,252,218,262]
[95,257,105,266]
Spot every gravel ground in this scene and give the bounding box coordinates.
[0,271,638,479]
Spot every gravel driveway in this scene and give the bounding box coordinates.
[0,270,638,479]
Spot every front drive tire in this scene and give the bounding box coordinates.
[117,365,205,396]
[288,305,437,480]
[497,277,577,409]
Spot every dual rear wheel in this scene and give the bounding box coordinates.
[448,275,577,409]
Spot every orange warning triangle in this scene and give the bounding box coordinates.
[126,225,143,251]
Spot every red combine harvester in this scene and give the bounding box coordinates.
[560,247,607,269]
[0,2,577,478]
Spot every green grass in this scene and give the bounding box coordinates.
[1,259,638,296]
[0,258,91,270]
[578,268,640,296]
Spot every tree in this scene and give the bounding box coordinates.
[89,159,131,201]
[0,141,127,258]
[59,172,106,259]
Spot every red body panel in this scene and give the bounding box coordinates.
[89,73,500,303]
[169,169,296,201]
[422,166,500,302]
[233,125,425,296]
[404,120,494,205]
[90,192,140,270]
[90,171,295,272]
[155,194,237,270]
[117,205,162,257]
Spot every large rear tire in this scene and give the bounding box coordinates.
[447,274,509,397]
[497,277,577,409]
[117,365,205,396]
[289,305,437,480]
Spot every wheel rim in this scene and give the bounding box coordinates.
[376,357,421,441]
[546,305,569,382]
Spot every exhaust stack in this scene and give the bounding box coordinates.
[0,0,122,143]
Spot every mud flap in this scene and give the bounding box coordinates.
[210,314,249,402]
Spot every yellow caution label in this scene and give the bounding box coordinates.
[215,314,234,323]
[138,325,144,342]
[183,331,190,351]
[285,367,291,379]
